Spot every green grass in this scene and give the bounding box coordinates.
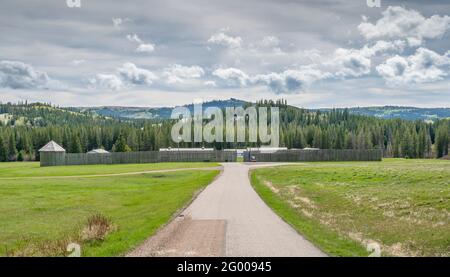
[0,165,220,256]
[251,159,450,257]
[0,162,219,178]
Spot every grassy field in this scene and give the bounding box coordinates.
[0,162,219,177]
[0,162,220,256]
[251,159,450,257]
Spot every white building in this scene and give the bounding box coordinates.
[246,147,288,153]
[159,147,214,152]
[87,149,110,154]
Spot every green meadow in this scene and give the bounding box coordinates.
[0,162,219,256]
[251,159,450,257]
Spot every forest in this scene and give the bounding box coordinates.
[0,101,449,162]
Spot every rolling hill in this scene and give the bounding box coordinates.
[2,100,450,126]
[73,100,450,121]
[341,106,450,121]
[73,98,248,120]
[0,102,111,127]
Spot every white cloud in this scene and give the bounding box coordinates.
[117,62,157,85]
[112,17,130,28]
[136,43,155,53]
[221,39,407,92]
[89,74,124,91]
[329,48,372,78]
[126,34,142,43]
[0,60,51,89]
[249,36,284,54]
[252,68,332,94]
[216,39,408,92]
[358,6,450,46]
[259,36,280,48]
[359,40,406,57]
[212,67,249,86]
[323,41,405,79]
[163,64,204,83]
[210,38,405,92]
[90,63,157,90]
[204,80,217,87]
[112,18,123,28]
[126,34,155,53]
[376,47,450,84]
[207,32,242,49]
[69,59,86,66]
[212,66,331,94]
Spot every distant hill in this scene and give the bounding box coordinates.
[3,100,450,124]
[336,106,450,121]
[75,100,450,122]
[0,102,110,127]
[75,98,248,120]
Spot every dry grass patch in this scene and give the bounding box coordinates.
[5,213,114,257]
[81,213,115,242]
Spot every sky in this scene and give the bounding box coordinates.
[0,0,449,108]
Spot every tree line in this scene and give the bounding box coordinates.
[0,101,449,161]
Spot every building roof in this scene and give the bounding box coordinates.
[87,149,110,154]
[159,148,214,151]
[247,147,288,152]
[38,140,66,152]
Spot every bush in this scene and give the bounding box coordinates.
[6,213,115,256]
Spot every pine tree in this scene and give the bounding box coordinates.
[17,151,24,162]
[418,127,426,158]
[8,134,17,161]
[312,128,322,148]
[425,131,432,158]
[69,135,83,153]
[392,131,401,157]
[435,125,449,158]
[0,136,7,162]
[113,135,131,152]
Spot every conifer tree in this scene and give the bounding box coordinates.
[113,135,132,152]
[0,136,7,162]
[8,134,17,161]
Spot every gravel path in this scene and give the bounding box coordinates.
[0,166,222,180]
[129,162,325,257]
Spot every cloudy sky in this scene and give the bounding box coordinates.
[0,0,450,108]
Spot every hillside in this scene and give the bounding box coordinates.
[0,102,113,127]
[73,100,450,121]
[326,106,450,121]
[74,98,248,120]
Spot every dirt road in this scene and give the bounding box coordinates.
[0,166,222,180]
[128,163,326,257]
